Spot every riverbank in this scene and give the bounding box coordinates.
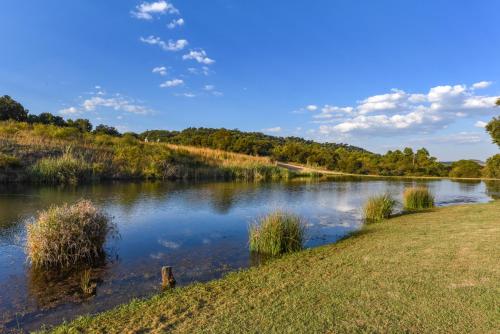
[277,161,500,181]
[47,200,499,333]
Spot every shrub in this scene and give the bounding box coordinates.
[26,200,116,269]
[363,194,396,223]
[29,150,92,184]
[449,160,482,178]
[403,187,435,210]
[249,211,306,256]
[0,153,20,168]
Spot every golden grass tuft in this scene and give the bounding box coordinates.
[363,194,396,223]
[27,200,116,269]
[403,186,435,210]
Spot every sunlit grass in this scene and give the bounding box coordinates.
[249,211,306,256]
[363,194,396,223]
[403,186,435,210]
[27,200,116,269]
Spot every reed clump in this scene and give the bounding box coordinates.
[249,211,306,256]
[363,194,396,223]
[29,150,92,184]
[403,187,435,210]
[27,200,116,269]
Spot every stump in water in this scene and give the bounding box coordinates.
[161,266,176,289]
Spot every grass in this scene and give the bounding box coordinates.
[249,211,306,256]
[29,149,92,184]
[27,200,116,269]
[0,120,294,183]
[363,193,397,223]
[403,186,435,210]
[46,201,500,333]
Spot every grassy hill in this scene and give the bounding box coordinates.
[47,201,500,333]
[0,121,292,184]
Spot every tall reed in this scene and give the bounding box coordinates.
[249,211,306,256]
[29,149,92,184]
[26,200,116,269]
[403,187,435,210]
[363,194,396,223]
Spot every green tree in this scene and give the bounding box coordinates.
[449,160,483,178]
[67,118,93,132]
[485,116,500,148]
[94,124,121,136]
[483,154,500,178]
[0,95,29,121]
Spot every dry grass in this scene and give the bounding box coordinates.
[27,200,116,269]
[46,201,500,333]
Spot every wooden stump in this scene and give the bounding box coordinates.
[161,266,176,289]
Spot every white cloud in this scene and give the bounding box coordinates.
[160,78,184,88]
[204,85,215,91]
[82,96,150,114]
[131,1,179,20]
[182,50,215,64]
[307,82,498,136]
[59,107,79,115]
[263,126,282,133]
[306,105,318,111]
[182,92,196,98]
[152,66,167,76]
[472,81,492,90]
[140,36,188,51]
[167,18,184,29]
[475,120,488,128]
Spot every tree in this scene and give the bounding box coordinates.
[36,112,66,126]
[94,124,121,136]
[449,160,483,178]
[0,95,29,121]
[67,118,93,132]
[485,117,500,148]
[483,154,500,178]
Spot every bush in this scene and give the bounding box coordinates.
[0,153,20,168]
[449,160,483,178]
[29,150,92,184]
[363,194,396,223]
[26,200,116,269]
[403,187,435,210]
[249,211,306,256]
[483,154,500,179]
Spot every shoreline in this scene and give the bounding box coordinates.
[44,201,499,333]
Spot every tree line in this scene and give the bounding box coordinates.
[1,95,498,178]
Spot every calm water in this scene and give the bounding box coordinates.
[0,178,498,332]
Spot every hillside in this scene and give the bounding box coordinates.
[0,121,292,184]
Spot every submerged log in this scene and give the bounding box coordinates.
[161,266,176,289]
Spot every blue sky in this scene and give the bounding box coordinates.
[1,0,499,160]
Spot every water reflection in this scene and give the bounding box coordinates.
[0,178,497,332]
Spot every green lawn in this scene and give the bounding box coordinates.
[48,201,500,333]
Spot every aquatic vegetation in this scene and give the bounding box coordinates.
[26,200,116,269]
[403,187,435,210]
[249,211,306,256]
[363,194,396,223]
[80,269,97,296]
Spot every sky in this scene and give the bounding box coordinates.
[1,0,499,161]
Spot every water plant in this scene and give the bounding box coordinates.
[403,186,435,210]
[363,194,397,223]
[80,269,97,296]
[26,199,116,269]
[249,211,306,256]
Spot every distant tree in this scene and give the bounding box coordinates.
[0,95,29,121]
[36,112,67,126]
[449,160,483,178]
[67,118,92,132]
[94,124,121,136]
